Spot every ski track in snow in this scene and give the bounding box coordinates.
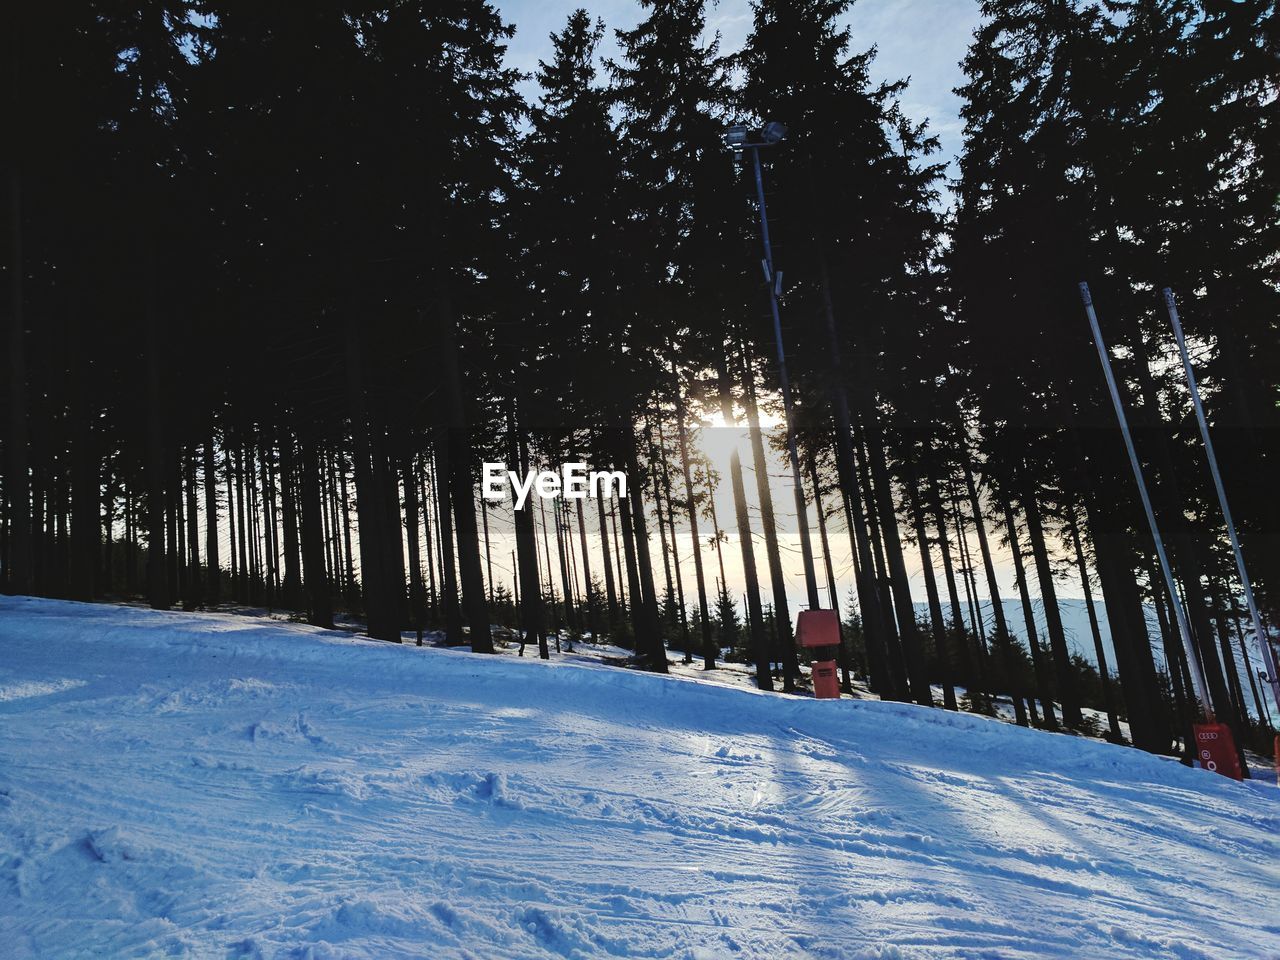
[0,597,1277,959]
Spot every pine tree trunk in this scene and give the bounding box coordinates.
[338,449,356,607]
[101,464,115,595]
[510,411,546,658]
[861,422,930,706]
[403,454,425,644]
[930,476,973,693]
[483,496,496,607]
[184,447,200,609]
[654,419,690,661]
[1148,554,1193,759]
[1067,505,1121,739]
[224,442,238,596]
[262,441,280,608]
[433,430,462,646]
[436,306,493,654]
[808,458,852,693]
[909,471,956,709]
[203,438,220,604]
[553,493,577,633]
[715,352,770,691]
[1004,497,1056,729]
[622,439,666,673]
[574,499,596,637]
[298,437,333,630]
[960,453,1026,724]
[1020,474,1082,728]
[69,340,98,603]
[739,344,798,690]
[596,496,619,632]
[610,498,627,616]
[144,265,169,611]
[854,429,908,696]
[671,359,714,669]
[279,434,302,609]
[813,237,895,695]
[952,489,989,668]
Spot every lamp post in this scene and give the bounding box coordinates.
[724,121,822,612]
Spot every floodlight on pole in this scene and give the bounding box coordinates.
[722,120,823,614]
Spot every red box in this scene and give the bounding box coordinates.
[1193,723,1243,781]
[796,609,840,648]
[811,660,840,699]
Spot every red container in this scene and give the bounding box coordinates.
[796,609,840,649]
[797,610,841,699]
[1193,722,1243,781]
[811,660,840,700]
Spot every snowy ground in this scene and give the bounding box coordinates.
[1,597,1278,959]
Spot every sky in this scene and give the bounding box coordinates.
[493,0,983,184]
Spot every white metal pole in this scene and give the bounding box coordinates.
[1079,282,1214,720]
[1163,288,1280,720]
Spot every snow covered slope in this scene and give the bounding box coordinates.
[1,597,1277,959]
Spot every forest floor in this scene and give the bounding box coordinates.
[1,596,1278,959]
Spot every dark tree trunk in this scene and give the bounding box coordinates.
[69,337,98,603]
[183,447,200,610]
[224,442,238,595]
[597,496,619,632]
[1020,474,1083,729]
[860,420,930,706]
[482,496,496,607]
[739,345,798,690]
[298,437,333,630]
[339,450,356,606]
[574,499,596,637]
[910,469,956,710]
[1067,505,1121,740]
[279,434,303,609]
[437,306,493,654]
[510,409,545,658]
[622,439,666,672]
[930,475,975,697]
[961,453,1026,725]
[809,458,852,693]
[854,429,908,696]
[261,441,280,608]
[144,268,168,611]
[433,431,462,646]
[403,454,426,644]
[203,437,220,604]
[610,498,627,615]
[654,420,690,662]
[1004,498,1056,729]
[671,359,714,669]
[715,352,770,691]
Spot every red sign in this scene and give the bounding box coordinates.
[1193,723,1243,781]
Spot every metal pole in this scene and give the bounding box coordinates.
[1079,282,1214,720]
[1163,288,1280,718]
[749,146,821,610]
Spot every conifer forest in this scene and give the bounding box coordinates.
[4,0,1279,777]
